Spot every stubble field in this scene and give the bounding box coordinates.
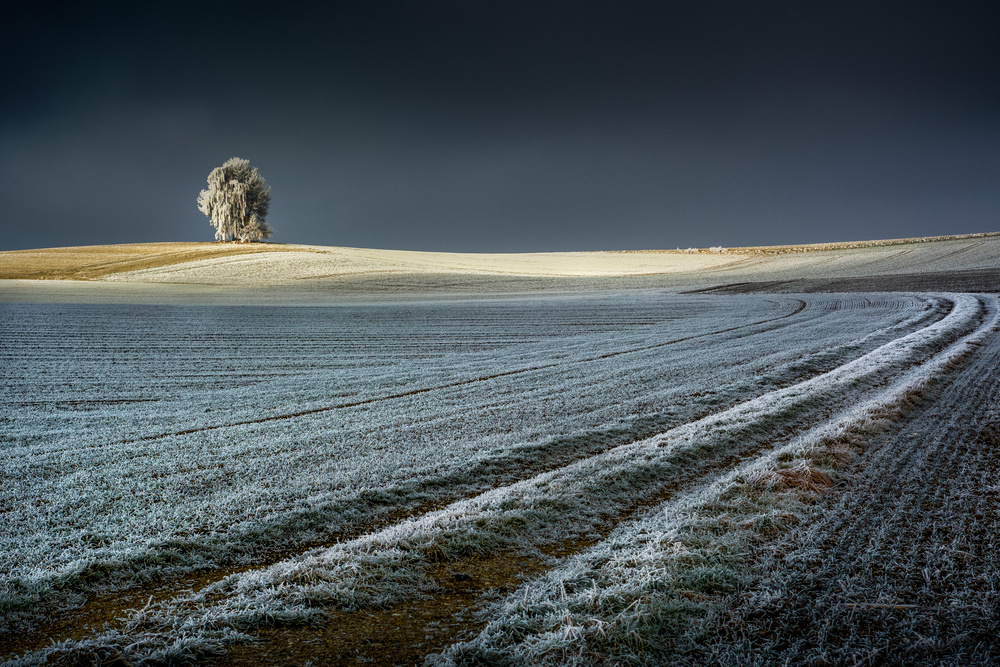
[3,236,1000,665]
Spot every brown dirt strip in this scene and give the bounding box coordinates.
[209,549,566,667]
[800,268,1000,293]
[0,500,453,659]
[0,243,292,280]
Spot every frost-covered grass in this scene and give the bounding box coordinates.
[3,292,990,664]
[0,294,935,613]
[431,294,999,666]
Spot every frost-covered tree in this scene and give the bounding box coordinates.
[197,157,273,242]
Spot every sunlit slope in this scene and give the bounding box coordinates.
[0,243,738,282]
[92,246,739,284]
[2,233,999,299]
[82,233,1000,285]
[0,242,285,280]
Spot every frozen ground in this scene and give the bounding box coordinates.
[3,287,999,665]
[3,236,1000,665]
[1,294,925,608]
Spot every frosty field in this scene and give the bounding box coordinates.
[3,282,1000,665]
[3,237,1000,665]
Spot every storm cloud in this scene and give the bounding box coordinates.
[2,1,997,251]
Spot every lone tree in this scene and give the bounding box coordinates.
[197,157,272,242]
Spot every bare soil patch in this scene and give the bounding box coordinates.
[210,550,560,667]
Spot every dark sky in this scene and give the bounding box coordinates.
[2,1,998,252]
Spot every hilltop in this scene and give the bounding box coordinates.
[2,232,999,303]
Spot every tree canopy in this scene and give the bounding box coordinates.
[197,158,272,242]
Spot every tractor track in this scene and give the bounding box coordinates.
[683,314,1000,665]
